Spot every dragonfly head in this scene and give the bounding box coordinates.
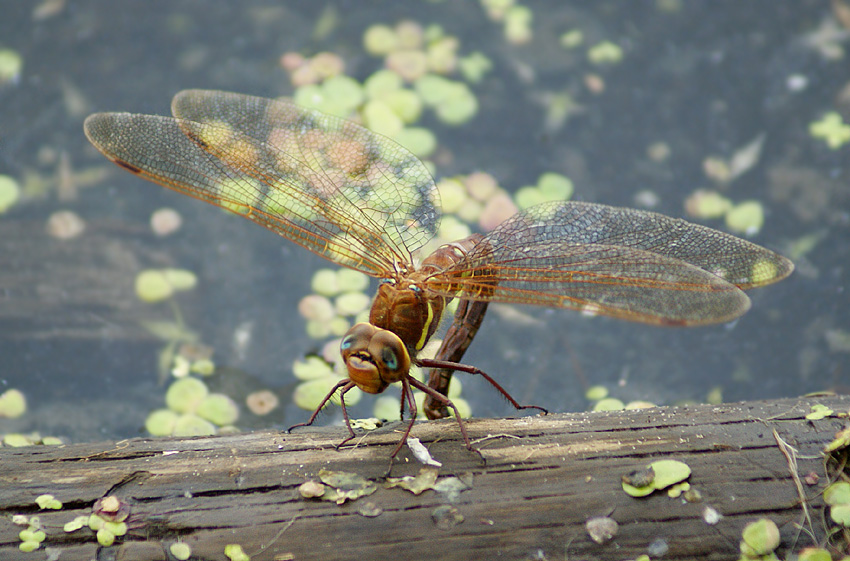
[340,322,411,394]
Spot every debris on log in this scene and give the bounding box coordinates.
[1,395,848,560]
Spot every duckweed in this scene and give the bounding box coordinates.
[64,516,90,532]
[162,269,197,291]
[363,24,398,56]
[165,377,208,413]
[805,403,832,420]
[622,459,691,497]
[335,292,371,317]
[364,69,403,99]
[809,111,850,149]
[386,50,429,82]
[336,268,370,292]
[35,494,62,510]
[224,543,251,561]
[477,192,515,231]
[0,48,23,85]
[585,385,609,401]
[18,529,45,543]
[292,356,335,381]
[537,172,573,200]
[382,88,423,124]
[593,398,625,411]
[504,4,533,45]
[135,270,173,302]
[684,189,733,219]
[0,389,26,418]
[437,215,472,243]
[437,178,468,214]
[725,200,764,235]
[170,543,192,561]
[298,294,336,322]
[310,268,340,296]
[514,186,547,210]
[190,357,215,376]
[394,126,437,158]
[196,393,240,426]
[458,51,492,83]
[322,75,365,114]
[373,395,403,420]
[740,518,780,557]
[96,527,115,547]
[173,413,217,437]
[362,99,404,137]
[434,84,478,125]
[587,41,624,64]
[245,390,279,415]
[294,378,338,411]
[328,316,351,337]
[3,433,34,447]
[560,29,584,49]
[0,175,21,213]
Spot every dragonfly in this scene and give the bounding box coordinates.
[84,90,794,456]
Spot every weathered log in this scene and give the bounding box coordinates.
[1,395,847,560]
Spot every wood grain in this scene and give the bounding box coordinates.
[1,395,846,560]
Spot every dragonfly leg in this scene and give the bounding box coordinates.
[425,299,489,420]
[408,376,472,450]
[420,357,548,416]
[389,377,421,459]
[287,379,359,448]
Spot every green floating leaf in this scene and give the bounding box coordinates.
[145,409,179,436]
[830,504,850,526]
[825,426,850,453]
[622,460,692,497]
[172,414,216,437]
[806,404,833,420]
[196,393,240,426]
[824,481,850,506]
[170,542,192,561]
[797,547,834,561]
[0,388,27,418]
[622,481,655,498]
[648,460,691,490]
[35,494,61,510]
[224,543,250,561]
[741,518,780,556]
[64,516,90,533]
[18,529,45,543]
[165,377,209,414]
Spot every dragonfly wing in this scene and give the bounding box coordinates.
[84,90,441,276]
[171,90,440,266]
[425,201,793,325]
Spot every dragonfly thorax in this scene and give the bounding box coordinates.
[368,278,446,354]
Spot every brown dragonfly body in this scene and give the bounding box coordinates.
[84,90,793,456]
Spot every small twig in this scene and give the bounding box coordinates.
[255,514,299,555]
[773,428,816,544]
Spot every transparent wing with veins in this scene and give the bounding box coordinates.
[424,201,794,326]
[84,89,441,276]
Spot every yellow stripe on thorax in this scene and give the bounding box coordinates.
[415,300,436,351]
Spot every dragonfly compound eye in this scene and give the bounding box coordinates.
[369,330,411,385]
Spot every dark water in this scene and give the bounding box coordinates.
[0,0,846,443]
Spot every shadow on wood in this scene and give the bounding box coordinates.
[1,395,847,560]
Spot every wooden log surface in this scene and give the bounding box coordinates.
[1,395,848,560]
